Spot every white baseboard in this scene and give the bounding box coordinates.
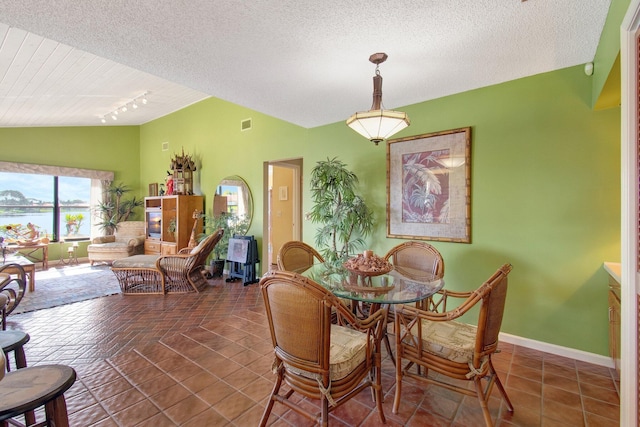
[499,332,615,369]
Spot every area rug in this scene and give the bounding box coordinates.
[12,263,121,314]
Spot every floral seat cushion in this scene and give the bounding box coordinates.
[402,319,477,364]
[285,324,368,381]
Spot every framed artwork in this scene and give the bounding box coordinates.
[279,186,288,201]
[227,238,249,263]
[387,127,471,243]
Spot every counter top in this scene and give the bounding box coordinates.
[604,262,621,284]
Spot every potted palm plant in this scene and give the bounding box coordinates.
[308,157,374,264]
[94,182,143,235]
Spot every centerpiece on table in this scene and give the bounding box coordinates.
[343,250,393,289]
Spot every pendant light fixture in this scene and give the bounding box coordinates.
[346,53,410,145]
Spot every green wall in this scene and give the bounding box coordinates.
[0,126,141,186]
[139,65,620,356]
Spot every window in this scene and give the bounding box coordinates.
[0,172,91,241]
[0,162,114,242]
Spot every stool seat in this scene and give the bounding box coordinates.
[0,330,30,371]
[0,365,76,424]
[0,330,29,354]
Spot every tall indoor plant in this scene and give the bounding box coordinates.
[308,157,374,263]
[95,182,143,235]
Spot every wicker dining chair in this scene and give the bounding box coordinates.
[156,228,224,292]
[259,270,387,426]
[392,263,514,427]
[276,240,325,273]
[381,241,445,358]
[384,240,444,279]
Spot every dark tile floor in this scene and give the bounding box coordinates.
[3,268,620,426]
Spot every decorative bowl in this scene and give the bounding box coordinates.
[343,253,393,277]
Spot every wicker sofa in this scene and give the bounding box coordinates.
[87,221,145,265]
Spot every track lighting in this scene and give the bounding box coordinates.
[99,92,149,124]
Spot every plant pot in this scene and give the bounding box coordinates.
[210,259,225,277]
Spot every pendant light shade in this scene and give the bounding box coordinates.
[346,53,410,145]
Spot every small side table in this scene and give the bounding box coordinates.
[58,242,78,266]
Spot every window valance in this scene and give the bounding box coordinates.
[0,161,114,181]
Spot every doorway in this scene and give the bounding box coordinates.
[263,158,302,270]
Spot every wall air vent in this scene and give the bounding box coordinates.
[162,142,169,151]
[241,118,252,131]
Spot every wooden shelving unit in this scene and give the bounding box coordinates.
[144,195,203,255]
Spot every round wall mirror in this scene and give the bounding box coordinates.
[215,175,253,227]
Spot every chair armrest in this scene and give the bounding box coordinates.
[178,247,192,254]
[155,254,191,271]
[397,289,482,323]
[332,296,388,333]
[92,235,116,244]
[126,236,145,247]
[419,288,475,312]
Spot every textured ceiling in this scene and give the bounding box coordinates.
[0,0,612,128]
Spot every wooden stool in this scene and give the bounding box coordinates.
[0,365,76,427]
[0,331,30,371]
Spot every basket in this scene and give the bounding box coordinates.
[344,264,393,277]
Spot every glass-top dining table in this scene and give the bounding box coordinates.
[300,262,445,309]
[300,261,444,366]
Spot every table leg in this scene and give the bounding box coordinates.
[26,268,34,292]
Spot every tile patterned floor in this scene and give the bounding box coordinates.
[3,269,620,426]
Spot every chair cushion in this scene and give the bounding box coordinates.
[329,325,368,380]
[190,237,207,254]
[112,255,160,269]
[407,319,477,364]
[283,324,368,382]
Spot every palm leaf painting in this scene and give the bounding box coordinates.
[401,150,450,224]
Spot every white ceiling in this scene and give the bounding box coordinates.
[0,0,612,129]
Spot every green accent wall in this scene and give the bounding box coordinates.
[307,66,619,355]
[0,126,141,188]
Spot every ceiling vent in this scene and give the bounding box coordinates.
[241,118,252,131]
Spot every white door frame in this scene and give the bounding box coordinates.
[621,1,640,424]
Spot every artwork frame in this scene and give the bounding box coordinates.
[387,127,471,243]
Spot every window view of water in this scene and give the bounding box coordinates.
[0,210,91,239]
[0,172,92,241]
